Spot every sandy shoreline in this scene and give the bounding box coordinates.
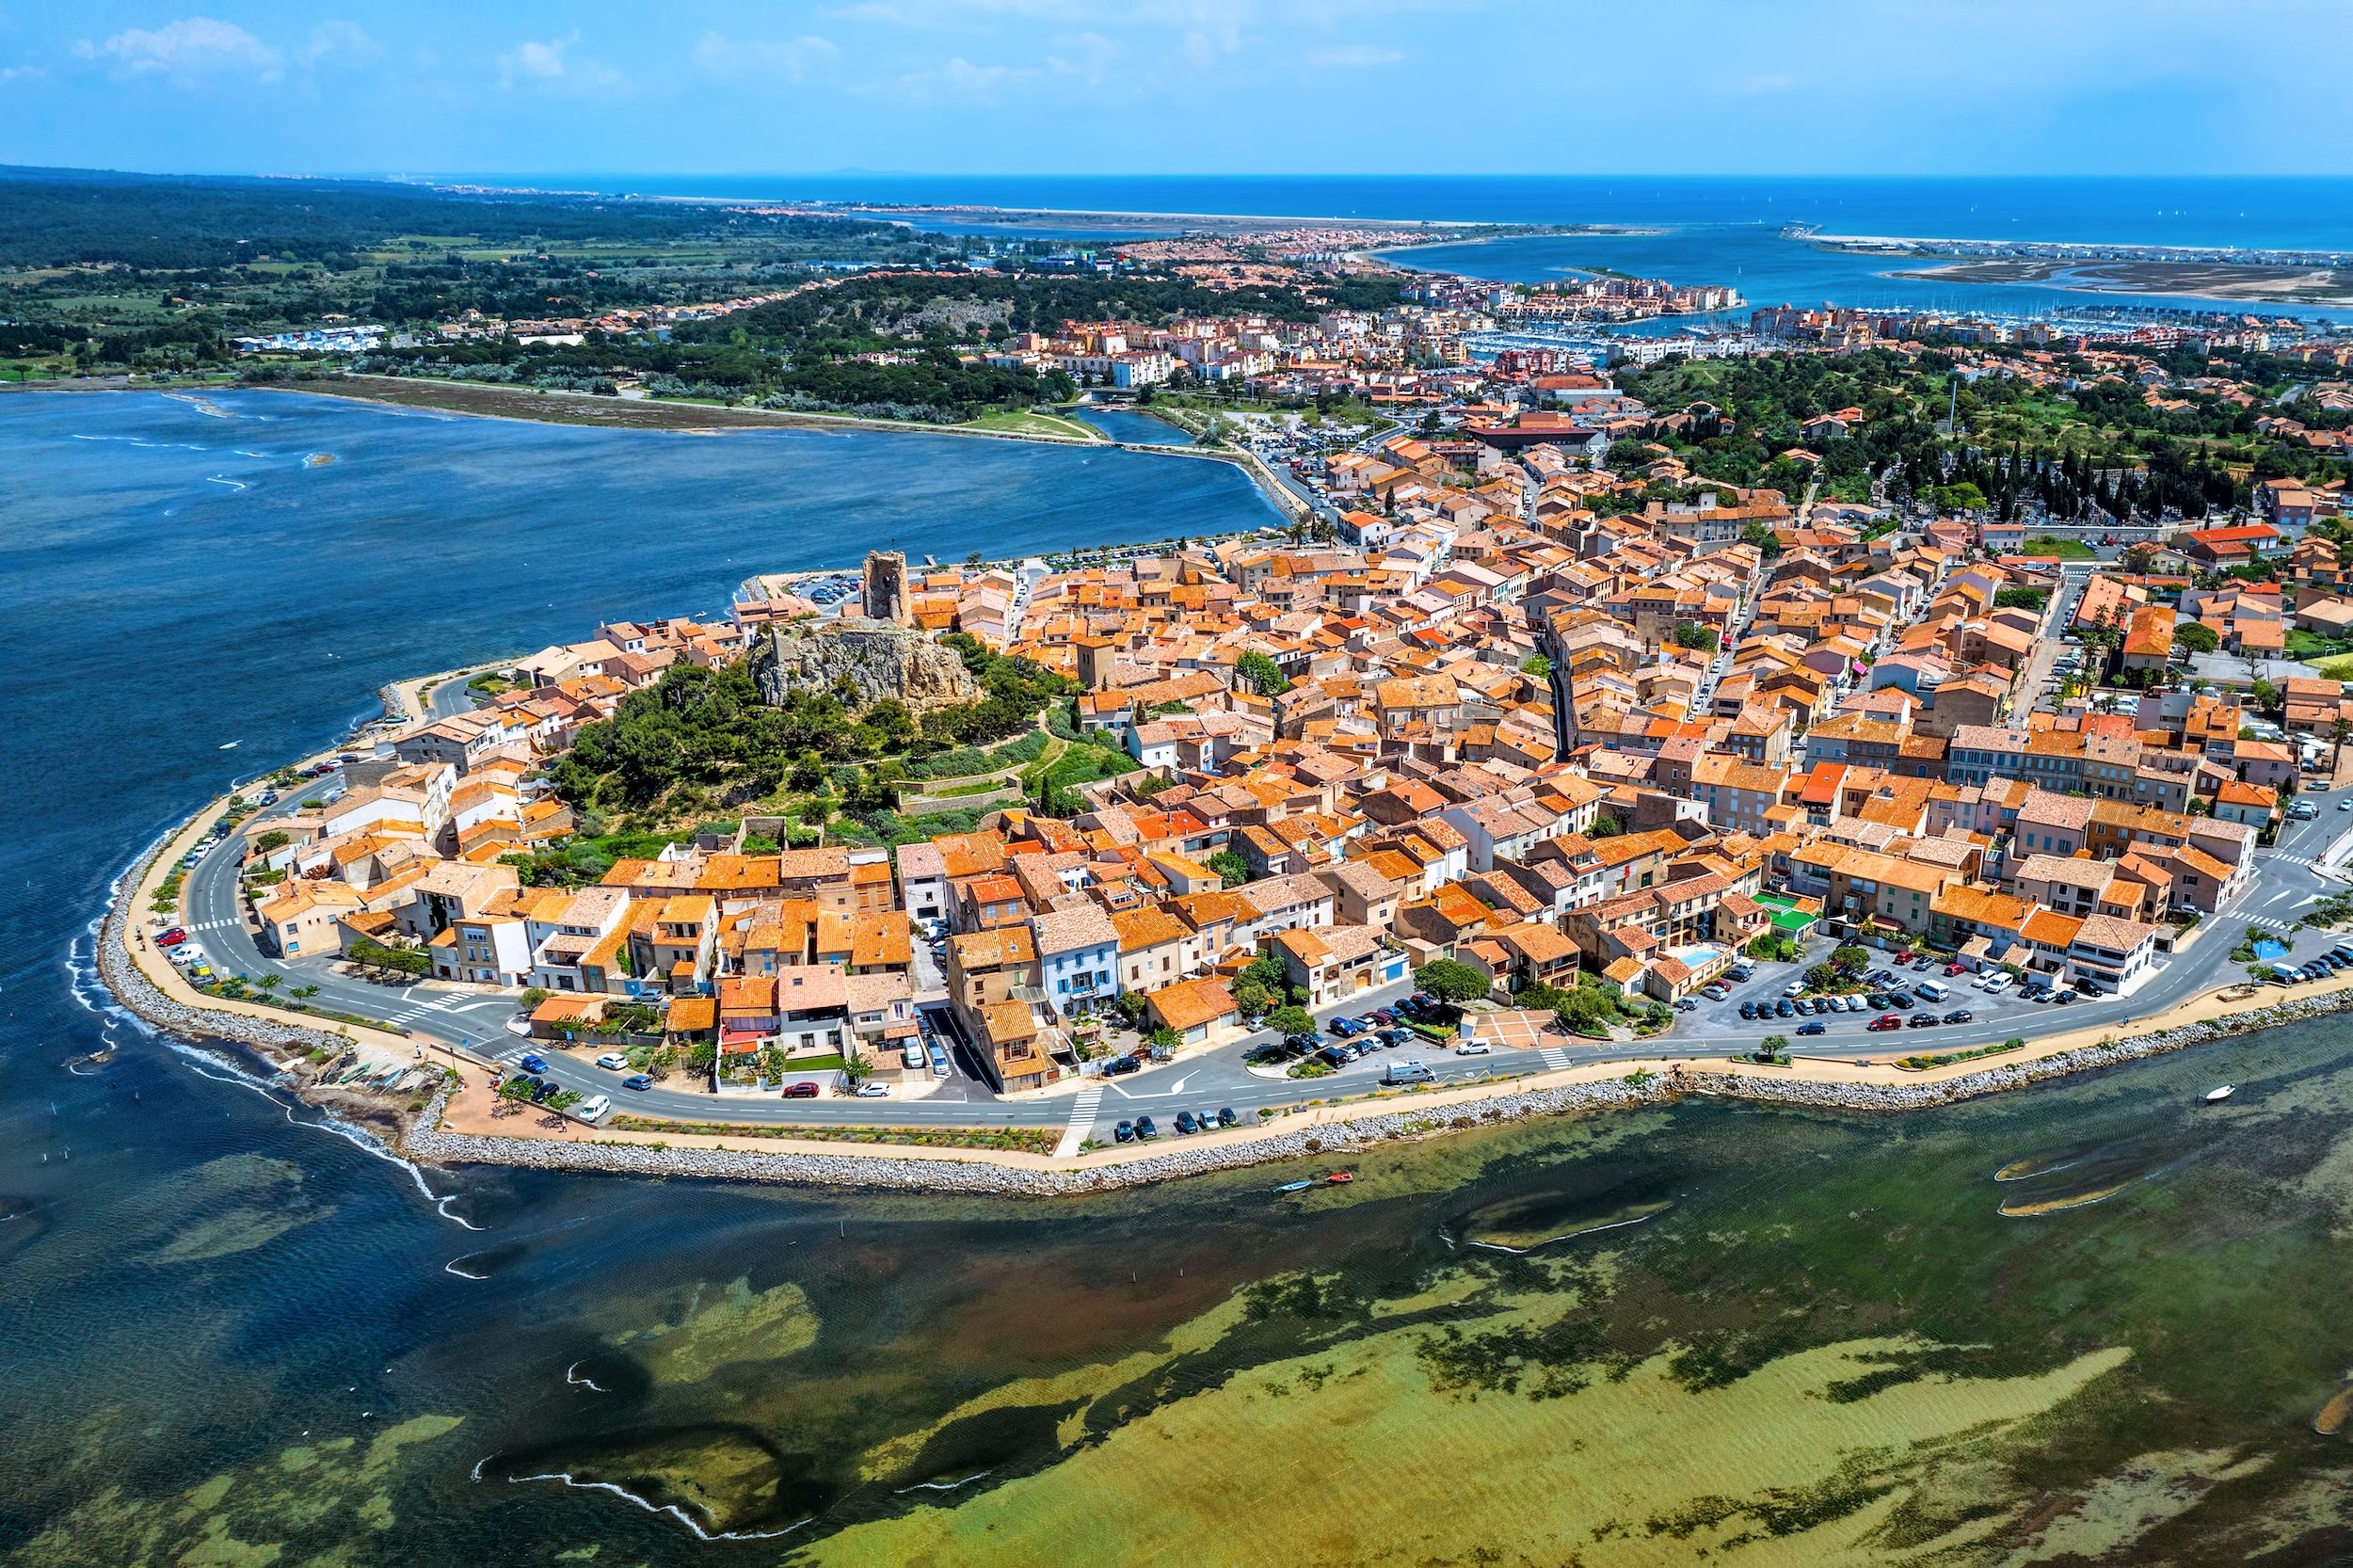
[95,759,2353,1193]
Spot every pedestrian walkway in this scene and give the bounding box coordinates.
[185,917,238,933]
[1053,1088,1103,1159]
[1539,1046,1573,1071]
[2242,914,2300,935]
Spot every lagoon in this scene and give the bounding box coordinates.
[7,388,2353,1564]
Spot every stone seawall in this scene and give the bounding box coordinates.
[101,799,2353,1197]
[97,840,385,1076]
[401,991,2353,1195]
[404,1075,1676,1196]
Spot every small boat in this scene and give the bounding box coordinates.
[2205,1085,2235,1103]
[1273,1179,1314,1194]
[1325,1172,1355,1186]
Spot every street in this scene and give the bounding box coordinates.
[159,752,2353,1151]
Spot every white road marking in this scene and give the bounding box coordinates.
[1539,1047,1572,1071]
[1053,1089,1103,1159]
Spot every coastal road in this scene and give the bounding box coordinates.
[163,764,2353,1143]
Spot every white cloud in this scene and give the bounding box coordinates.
[297,21,378,69]
[1307,43,1404,68]
[81,16,282,82]
[498,34,621,91]
[694,31,841,81]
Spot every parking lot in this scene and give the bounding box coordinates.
[1673,937,2092,1054]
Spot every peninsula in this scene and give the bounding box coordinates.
[104,312,2353,1190]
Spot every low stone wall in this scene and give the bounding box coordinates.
[405,1075,1676,1196]
[97,840,375,1073]
[1696,988,2353,1112]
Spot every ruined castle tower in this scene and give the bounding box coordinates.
[862,550,912,627]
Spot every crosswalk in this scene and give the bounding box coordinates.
[2268,854,2323,870]
[1055,1088,1104,1159]
[1539,1047,1573,1071]
[386,993,483,1027]
[2242,915,2299,935]
[184,918,238,933]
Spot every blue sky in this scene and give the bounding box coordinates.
[0,1,2345,178]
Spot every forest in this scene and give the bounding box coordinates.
[0,167,946,375]
[548,635,1075,826]
[1618,343,2346,521]
[358,267,1404,420]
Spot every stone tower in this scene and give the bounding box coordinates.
[862,550,911,627]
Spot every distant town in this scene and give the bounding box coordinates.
[138,306,2353,1151]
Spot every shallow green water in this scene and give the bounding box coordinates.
[13,1007,2353,1566]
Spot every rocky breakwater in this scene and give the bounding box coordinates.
[97,840,429,1140]
[752,618,978,713]
[405,1074,1681,1195]
[1700,986,2353,1113]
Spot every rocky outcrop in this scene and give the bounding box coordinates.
[752,620,978,713]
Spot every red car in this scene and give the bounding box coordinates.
[781,1081,821,1098]
[156,928,187,948]
[1866,1015,1905,1032]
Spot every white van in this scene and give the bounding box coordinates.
[573,1094,611,1124]
[1913,979,1948,1002]
[902,1042,926,1072]
[1384,1059,1436,1086]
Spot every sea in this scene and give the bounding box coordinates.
[460,173,2353,328]
[6,384,2353,1564]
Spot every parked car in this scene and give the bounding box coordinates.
[1908,1014,1940,1029]
[1454,1042,1492,1056]
[781,1081,820,1098]
[856,1081,889,1097]
[1867,1016,1904,1032]
[1114,1120,1135,1144]
[1217,1107,1237,1128]
[156,928,187,948]
[1886,992,1915,1010]
[1175,1111,1201,1135]
[1674,998,1699,1013]
[2052,989,2079,1004]
[1328,1016,1363,1037]
[574,1095,611,1123]
[1943,1009,1975,1025]
[1797,1020,1827,1036]
[1134,1114,1158,1139]
[1106,1054,1144,1076]
[1865,992,1891,1009]
[1774,999,1796,1018]
[1783,979,1806,997]
[595,1051,630,1071]
[519,1053,548,1075]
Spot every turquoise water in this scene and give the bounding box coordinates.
[7,384,2353,1563]
[1068,404,1194,445]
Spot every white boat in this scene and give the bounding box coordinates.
[2205,1085,2235,1103]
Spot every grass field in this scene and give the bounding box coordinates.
[964,408,1102,440]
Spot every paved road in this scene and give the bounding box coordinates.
[158,759,2353,1144]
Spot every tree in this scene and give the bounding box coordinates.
[1672,619,1721,653]
[519,986,552,1010]
[2175,622,2220,655]
[1208,850,1251,887]
[2251,678,2281,713]
[1415,958,1492,1005]
[1231,977,1272,1016]
[1266,1005,1314,1038]
[1236,649,1291,696]
[252,829,292,854]
[1830,945,1870,974]
[1759,1033,1789,1056]
[1521,653,1552,678]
